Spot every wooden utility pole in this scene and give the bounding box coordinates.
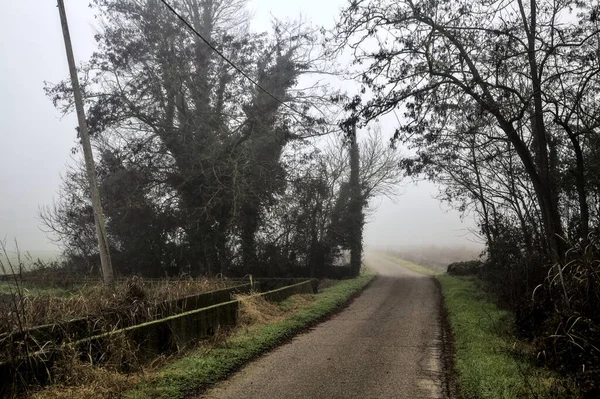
[57,0,114,288]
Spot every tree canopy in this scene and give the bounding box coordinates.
[42,0,402,278]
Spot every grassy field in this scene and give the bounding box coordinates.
[374,245,481,274]
[438,274,574,399]
[381,254,438,275]
[0,281,74,297]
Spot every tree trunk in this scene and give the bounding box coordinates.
[349,125,363,277]
[523,0,565,265]
[558,121,589,247]
[470,137,493,244]
[240,205,259,274]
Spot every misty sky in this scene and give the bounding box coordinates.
[0,0,481,253]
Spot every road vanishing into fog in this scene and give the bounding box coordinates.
[200,253,445,399]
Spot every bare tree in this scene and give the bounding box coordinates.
[332,0,600,266]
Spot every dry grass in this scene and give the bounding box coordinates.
[0,241,247,398]
[236,294,286,326]
[14,318,148,399]
[30,361,141,399]
[235,293,315,328]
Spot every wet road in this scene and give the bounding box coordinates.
[200,254,444,399]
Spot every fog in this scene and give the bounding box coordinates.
[0,0,481,255]
[364,184,481,250]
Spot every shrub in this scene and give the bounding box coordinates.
[535,239,600,397]
[479,224,600,396]
[446,260,482,276]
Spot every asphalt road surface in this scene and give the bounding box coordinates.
[200,254,445,399]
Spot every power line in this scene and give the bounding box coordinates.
[159,0,300,117]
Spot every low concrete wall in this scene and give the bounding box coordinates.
[259,279,316,301]
[165,282,257,315]
[76,299,240,363]
[75,279,316,364]
[0,283,254,352]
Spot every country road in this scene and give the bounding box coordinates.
[200,254,445,399]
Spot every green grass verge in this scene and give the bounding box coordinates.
[123,273,374,399]
[0,281,75,297]
[437,274,573,399]
[382,255,438,275]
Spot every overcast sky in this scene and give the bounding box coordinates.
[0,0,481,254]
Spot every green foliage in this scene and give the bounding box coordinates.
[438,275,575,399]
[123,273,374,399]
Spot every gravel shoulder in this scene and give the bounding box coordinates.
[200,254,444,399]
